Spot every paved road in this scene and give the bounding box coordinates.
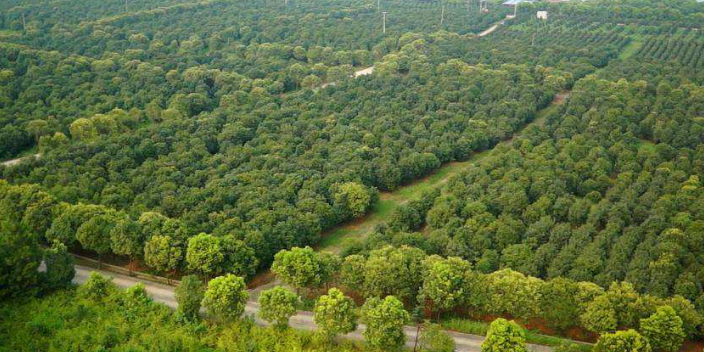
[73,265,552,352]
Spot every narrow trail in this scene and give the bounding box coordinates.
[318,91,570,253]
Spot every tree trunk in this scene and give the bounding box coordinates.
[98,253,102,269]
[413,324,421,351]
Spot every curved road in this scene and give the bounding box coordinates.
[73,265,552,352]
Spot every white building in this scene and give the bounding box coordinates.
[537,11,548,20]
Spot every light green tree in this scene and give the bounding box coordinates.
[109,218,143,274]
[144,235,182,281]
[69,118,97,141]
[481,318,527,352]
[76,210,118,267]
[361,296,410,350]
[258,286,299,328]
[334,182,373,218]
[593,329,651,352]
[639,306,685,352]
[186,233,224,279]
[580,295,618,334]
[419,255,471,317]
[78,272,117,301]
[313,288,358,340]
[419,323,456,352]
[271,246,323,293]
[175,275,205,321]
[202,274,248,323]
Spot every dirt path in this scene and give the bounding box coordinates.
[1,153,40,167]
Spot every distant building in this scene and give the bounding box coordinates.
[537,11,548,20]
[503,0,534,7]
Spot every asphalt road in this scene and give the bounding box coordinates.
[73,265,552,352]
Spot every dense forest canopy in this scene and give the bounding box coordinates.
[2,0,704,349]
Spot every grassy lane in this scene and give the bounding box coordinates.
[318,92,568,253]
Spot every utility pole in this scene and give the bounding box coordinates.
[513,2,518,18]
[377,0,380,11]
[382,11,387,33]
[440,4,445,25]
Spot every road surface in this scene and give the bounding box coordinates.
[73,265,552,352]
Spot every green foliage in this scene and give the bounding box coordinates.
[202,274,248,323]
[0,215,42,299]
[186,233,223,279]
[334,182,374,219]
[481,318,527,352]
[639,306,685,352]
[42,241,75,291]
[313,288,358,339]
[580,295,618,334]
[174,275,205,321]
[77,272,117,301]
[272,247,325,292]
[258,286,299,328]
[360,295,410,350]
[419,323,456,352]
[419,255,472,314]
[593,329,651,352]
[143,235,182,275]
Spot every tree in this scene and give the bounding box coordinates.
[221,235,258,278]
[175,275,205,321]
[481,318,527,352]
[538,277,582,332]
[78,272,117,301]
[360,296,410,350]
[340,254,366,290]
[639,306,685,352]
[313,288,358,340]
[76,210,118,267]
[144,235,182,280]
[69,118,97,141]
[258,286,299,328]
[0,217,42,299]
[186,233,224,279]
[418,323,456,352]
[202,274,248,323]
[334,182,373,219]
[363,245,426,301]
[271,246,323,293]
[419,256,471,317]
[581,295,618,334]
[42,241,75,291]
[25,119,50,143]
[110,218,143,274]
[593,329,651,352]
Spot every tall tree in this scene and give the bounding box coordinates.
[175,275,205,321]
[202,274,248,323]
[258,286,299,328]
[313,288,358,340]
[639,306,685,352]
[360,296,410,350]
[186,233,224,279]
[271,246,323,293]
[481,318,527,352]
[593,330,651,352]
